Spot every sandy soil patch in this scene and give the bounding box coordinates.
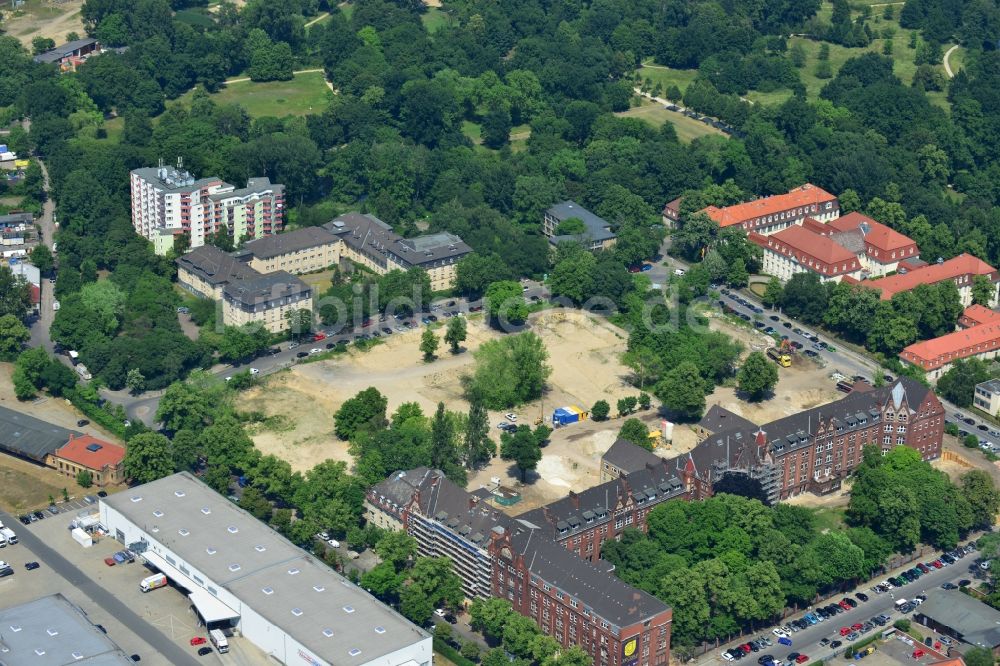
[237,311,635,480]
[2,0,86,48]
[422,0,442,7]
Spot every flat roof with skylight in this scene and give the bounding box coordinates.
[100,472,429,666]
[0,594,134,666]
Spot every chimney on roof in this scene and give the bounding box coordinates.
[568,490,580,509]
[542,505,555,525]
[469,496,478,511]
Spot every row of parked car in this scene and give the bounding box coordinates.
[721,635,795,662]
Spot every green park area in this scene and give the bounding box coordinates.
[636,1,955,111]
[177,71,333,118]
[617,98,726,143]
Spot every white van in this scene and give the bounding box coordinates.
[210,629,229,653]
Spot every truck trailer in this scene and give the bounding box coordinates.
[139,573,168,592]
[210,629,229,653]
[0,527,16,545]
[766,347,791,368]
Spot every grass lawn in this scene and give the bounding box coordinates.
[421,7,450,32]
[810,505,847,533]
[176,71,333,117]
[103,116,124,142]
[617,99,726,143]
[299,269,334,294]
[509,123,531,152]
[339,2,354,21]
[461,120,482,144]
[636,63,699,97]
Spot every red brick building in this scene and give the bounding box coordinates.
[489,525,672,666]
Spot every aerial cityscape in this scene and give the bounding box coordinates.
[1,1,999,666]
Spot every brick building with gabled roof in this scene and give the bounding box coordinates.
[901,320,1000,380]
[827,212,919,276]
[50,434,125,486]
[700,183,839,234]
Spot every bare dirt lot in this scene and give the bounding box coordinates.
[237,311,636,474]
[0,453,87,513]
[2,0,86,48]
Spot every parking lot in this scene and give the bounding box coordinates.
[705,540,981,666]
[0,508,271,666]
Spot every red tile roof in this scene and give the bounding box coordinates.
[750,226,859,274]
[958,304,1000,328]
[861,253,998,300]
[54,434,124,471]
[800,217,830,235]
[828,212,916,254]
[901,321,1000,370]
[702,184,837,228]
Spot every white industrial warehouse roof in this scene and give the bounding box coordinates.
[0,594,134,665]
[102,472,429,665]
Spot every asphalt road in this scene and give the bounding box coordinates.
[0,509,200,666]
[706,543,981,666]
[27,158,57,355]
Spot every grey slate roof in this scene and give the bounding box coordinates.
[0,212,34,226]
[32,38,99,64]
[102,472,429,666]
[698,404,757,436]
[546,201,617,244]
[176,245,261,286]
[222,271,311,307]
[0,406,78,462]
[371,468,513,548]
[976,378,1000,395]
[239,227,338,260]
[508,522,669,628]
[325,213,471,269]
[0,593,134,665]
[916,590,1000,648]
[602,438,662,475]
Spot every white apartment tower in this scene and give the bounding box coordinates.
[130,160,284,255]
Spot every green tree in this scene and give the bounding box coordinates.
[29,244,54,274]
[465,332,551,408]
[125,368,145,395]
[502,613,541,658]
[737,352,779,401]
[463,399,495,469]
[501,425,542,481]
[550,250,596,305]
[762,277,783,308]
[469,598,515,639]
[76,470,93,488]
[361,562,404,601]
[334,387,388,440]
[618,418,651,450]
[481,102,512,149]
[591,399,610,421]
[972,275,995,307]
[239,486,274,521]
[376,530,418,571]
[123,432,174,484]
[654,362,706,421]
[156,381,215,432]
[0,314,30,359]
[444,316,467,353]
[285,308,313,340]
[555,217,587,236]
[726,258,749,288]
[421,327,439,361]
[455,254,513,298]
[485,280,528,327]
[0,264,32,321]
[961,470,1000,529]
[639,393,651,410]
[965,649,994,666]
[936,359,990,408]
[460,641,481,662]
[430,402,460,474]
[399,557,464,624]
[623,347,665,390]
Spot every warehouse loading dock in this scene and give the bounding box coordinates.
[142,550,241,626]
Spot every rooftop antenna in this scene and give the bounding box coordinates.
[177,156,183,169]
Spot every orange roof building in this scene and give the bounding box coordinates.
[959,304,1000,329]
[858,253,999,305]
[900,321,1000,379]
[700,184,839,233]
[750,225,862,283]
[827,212,919,276]
[50,434,125,487]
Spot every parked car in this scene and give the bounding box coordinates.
[190,637,207,646]
[25,561,40,570]
[197,647,213,656]
[103,557,116,566]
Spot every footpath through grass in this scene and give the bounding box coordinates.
[176,71,333,117]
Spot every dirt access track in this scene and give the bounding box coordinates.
[2,0,87,49]
[237,311,636,474]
